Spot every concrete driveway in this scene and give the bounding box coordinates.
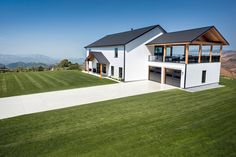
[0,81,176,119]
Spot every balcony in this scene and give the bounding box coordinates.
[148,54,220,64]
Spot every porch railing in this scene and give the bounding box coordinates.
[148,55,220,63]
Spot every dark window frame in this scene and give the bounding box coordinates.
[114,48,118,58]
[202,70,206,83]
[102,64,106,73]
[111,66,114,76]
[119,67,122,78]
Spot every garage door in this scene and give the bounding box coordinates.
[149,67,161,83]
[165,68,181,87]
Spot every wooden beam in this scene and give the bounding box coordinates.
[100,64,102,79]
[191,40,223,45]
[209,45,213,62]
[185,44,189,64]
[220,45,223,62]
[147,42,190,47]
[163,45,167,62]
[198,44,202,63]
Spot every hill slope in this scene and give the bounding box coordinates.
[221,51,236,78]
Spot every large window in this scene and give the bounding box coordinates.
[188,46,199,63]
[212,45,221,62]
[119,67,122,78]
[166,47,172,56]
[154,46,163,56]
[202,70,206,83]
[111,66,114,76]
[114,48,118,58]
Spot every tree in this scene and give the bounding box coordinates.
[38,66,44,71]
[58,59,72,68]
[68,63,81,70]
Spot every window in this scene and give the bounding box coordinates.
[119,67,122,78]
[166,47,172,56]
[96,63,100,73]
[154,46,163,56]
[111,66,114,76]
[102,64,106,73]
[202,70,206,83]
[114,48,118,58]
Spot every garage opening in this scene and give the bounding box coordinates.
[149,67,161,83]
[165,68,181,87]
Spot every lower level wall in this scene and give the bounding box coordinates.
[185,63,221,88]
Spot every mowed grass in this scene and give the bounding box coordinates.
[0,78,236,157]
[0,70,115,98]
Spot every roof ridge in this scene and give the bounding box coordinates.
[167,26,214,34]
[106,24,159,36]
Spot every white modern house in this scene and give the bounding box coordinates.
[85,25,229,88]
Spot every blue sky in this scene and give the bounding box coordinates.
[0,0,235,58]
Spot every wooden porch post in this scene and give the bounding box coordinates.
[198,44,202,63]
[210,45,213,62]
[220,44,223,62]
[163,45,167,62]
[185,44,189,64]
[100,64,102,79]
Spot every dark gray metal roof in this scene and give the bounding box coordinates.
[85,25,166,48]
[147,26,219,45]
[86,51,109,64]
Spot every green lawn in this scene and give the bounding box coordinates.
[0,78,236,156]
[0,70,115,98]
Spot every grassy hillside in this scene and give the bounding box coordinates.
[0,70,115,98]
[0,78,235,156]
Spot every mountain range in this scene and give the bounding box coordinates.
[0,54,85,66]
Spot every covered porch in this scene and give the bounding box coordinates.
[85,51,110,78]
[147,26,229,64]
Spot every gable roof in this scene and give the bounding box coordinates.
[147,26,229,45]
[85,51,109,64]
[85,25,166,48]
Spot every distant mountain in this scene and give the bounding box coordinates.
[6,62,49,69]
[0,54,58,65]
[0,54,85,65]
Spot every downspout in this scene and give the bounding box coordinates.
[123,45,126,82]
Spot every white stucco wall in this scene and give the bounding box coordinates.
[185,63,221,88]
[125,27,164,82]
[86,46,124,79]
[148,62,186,88]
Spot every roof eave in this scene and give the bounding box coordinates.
[85,44,125,49]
